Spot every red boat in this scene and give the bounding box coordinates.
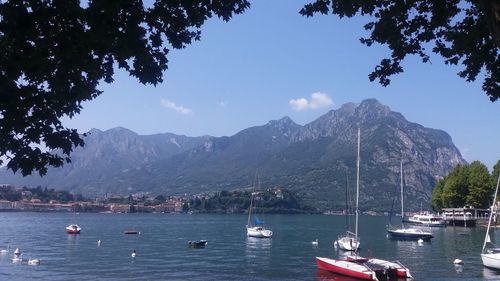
[66,224,81,234]
[316,256,412,280]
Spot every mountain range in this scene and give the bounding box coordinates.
[0,99,466,211]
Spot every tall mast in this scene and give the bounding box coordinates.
[400,159,404,220]
[483,175,500,252]
[355,128,360,240]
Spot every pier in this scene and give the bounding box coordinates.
[442,207,490,227]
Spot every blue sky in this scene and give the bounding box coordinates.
[63,1,499,170]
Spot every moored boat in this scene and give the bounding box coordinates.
[317,256,413,280]
[336,129,361,251]
[405,213,445,227]
[188,240,208,248]
[246,173,273,238]
[386,227,433,240]
[481,175,500,269]
[66,224,81,234]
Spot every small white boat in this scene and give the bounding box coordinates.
[481,175,500,269]
[337,231,360,251]
[246,226,273,238]
[28,257,41,265]
[336,129,361,252]
[246,174,273,238]
[66,224,81,234]
[387,160,434,240]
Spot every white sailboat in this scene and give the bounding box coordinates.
[387,159,433,240]
[246,174,273,238]
[481,174,500,269]
[336,128,361,251]
[317,128,413,280]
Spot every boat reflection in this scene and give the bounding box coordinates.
[483,267,500,279]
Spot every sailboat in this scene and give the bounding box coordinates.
[386,159,433,240]
[481,174,500,269]
[316,129,413,280]
[336,130,361,252]
[246,174,273,238]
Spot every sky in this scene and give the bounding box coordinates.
[62,1,499,170]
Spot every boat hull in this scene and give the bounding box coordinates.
[247,226,273,238]
[482,253,500,269]
[66,224,81,234]
[316,257,375,280]
[337,236,360,251]
[387,229,433,240]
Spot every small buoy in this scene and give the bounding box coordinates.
[334,240,338,247]
[131,250,136,258]
[97,240,102,246]
[418,239,424,245]
[453,259,464,265]
[312,239,318,246]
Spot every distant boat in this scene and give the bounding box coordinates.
[405,213,445,227]
[337,130,361,252]
[123,230,140,235]
[246,173,273,238]
[188,240,208,248]
[481,175,500,269]
[316,129,413,280]
[66,224,81,234]
[386,159,433,240]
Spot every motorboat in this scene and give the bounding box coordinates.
[66,224,81,234]
[124,230,140,235]
[316,255,413,280]
[405,213,445,227]
[188,240,208,248]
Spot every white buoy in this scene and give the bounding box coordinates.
[418,238,424,245]
[131,250,136,258]
[334,240,338,247]
[312,239,318,246]
[453,259,464,265]
[97,240,102,246]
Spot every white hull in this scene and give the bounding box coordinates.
[482,253,500,269]
[337,236,360,251]
[247,226,273,238]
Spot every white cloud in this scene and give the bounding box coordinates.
[219,100,228,107]
[289,92,334,111]
[160,99,192,114]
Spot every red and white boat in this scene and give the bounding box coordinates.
[316,256,413,281]
[66,224,81,234]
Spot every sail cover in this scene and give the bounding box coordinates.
[254,216,265,225]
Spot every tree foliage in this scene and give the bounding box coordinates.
[432,160,500,211]
[0,0,250,176]
[300,0,500,102]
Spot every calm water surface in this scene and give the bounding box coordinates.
[0,213,499,280]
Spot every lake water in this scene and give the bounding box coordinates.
[0,212,499,280]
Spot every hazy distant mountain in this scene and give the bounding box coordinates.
[0,99,465,211]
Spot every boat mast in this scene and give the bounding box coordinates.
[355,128,360,241]
[345,172,349,231]
[400,158,404,221]
[483,175,500,252]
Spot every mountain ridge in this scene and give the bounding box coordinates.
[0,99,465,211]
